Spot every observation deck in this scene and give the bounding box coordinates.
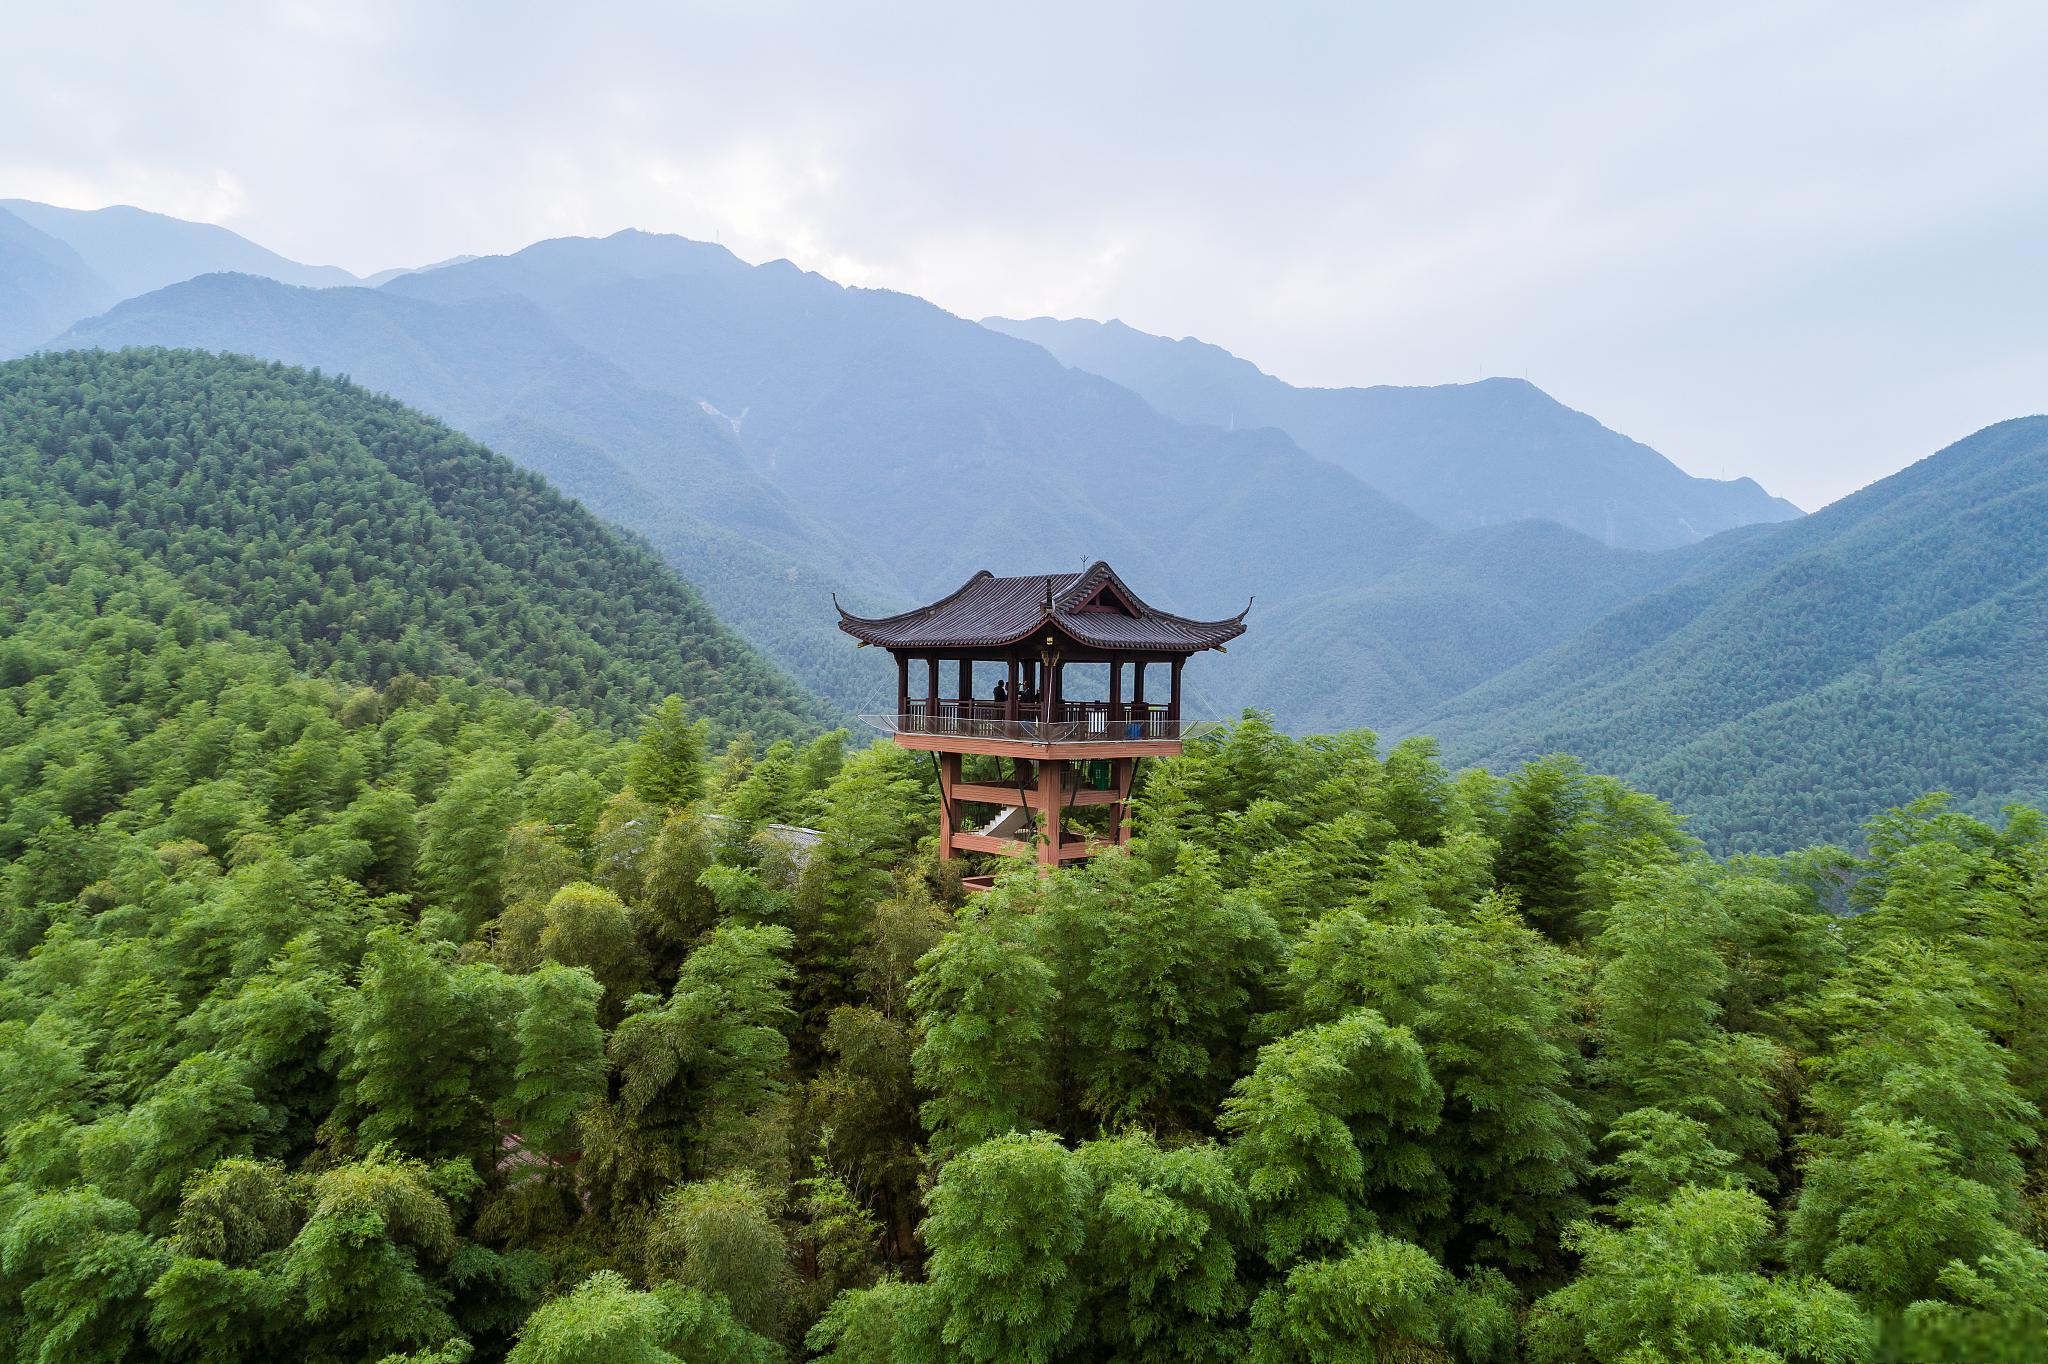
[837,561,1248,872]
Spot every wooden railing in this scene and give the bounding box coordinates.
[863,708,1208,744]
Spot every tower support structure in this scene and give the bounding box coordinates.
[836,560,1249,887]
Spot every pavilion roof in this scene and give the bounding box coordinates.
[836,561,1249,653]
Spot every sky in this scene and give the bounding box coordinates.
[6,1,2046,509]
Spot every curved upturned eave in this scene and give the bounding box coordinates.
[834,563,1249,652]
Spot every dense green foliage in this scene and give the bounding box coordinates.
[4,484,2044,1364]
[2,362,2044,1358]
[0,348,827,740]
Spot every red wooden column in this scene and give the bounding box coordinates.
[958,659,972,710]
[1132,659,1147,720]
[925,657,940,721]
[1005,658,1019,722]
[1109,658,1123,724]
[896,655,910,719]
[937,752,960,860]
[1036,758,1063,870]
[1168,658,1184,730]
[1112,757,1135,845]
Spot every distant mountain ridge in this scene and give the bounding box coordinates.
[62,236,1501,719]
[47,229,1803,742]
[1,199,359,298]
[0,205,113,356]
[983,315,1802,550]
[1415,415,2048,851]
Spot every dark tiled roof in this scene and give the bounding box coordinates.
[837,561,1248,652]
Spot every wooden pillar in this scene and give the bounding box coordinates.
[958,659,972,707]
[925,656,940,720]
[896,655,909,719]
[1048,659,1063,724]
[1113,757,1135,845]
[1110,658,1124,724]
[1036,757,1063,870]
[937,752,960,860]
[1133,659,1147,707]
[1005,658,1019,722]
[1169,658,1184,731]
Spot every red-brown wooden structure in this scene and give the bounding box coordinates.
[837,561,1248,882]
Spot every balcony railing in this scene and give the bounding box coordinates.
[863,704,1212,745]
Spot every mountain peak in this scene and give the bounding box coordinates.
[984,313,1800,550]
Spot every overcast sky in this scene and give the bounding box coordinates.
[7,1,2046,508]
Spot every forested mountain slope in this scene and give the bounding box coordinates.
[0,198,358,299]
[53,270,935,713]
[1237,519,1706,733]
[0,348,828,739]
[986,314,1801,549]
[1417,416,2048,851]
[59,232,1699,728]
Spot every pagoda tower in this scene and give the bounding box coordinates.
[837,561,1248,886]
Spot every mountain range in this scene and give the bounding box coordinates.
[983,315,1802,550]
[5,199,2043,848]
[1413,415,2048,850]
[40,225,1748,730]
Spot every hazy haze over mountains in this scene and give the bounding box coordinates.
[53,226,1767,734]
[985,316,1802,550]
[1,199,357,298]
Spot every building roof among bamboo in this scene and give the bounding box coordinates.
[835,561,1249,652]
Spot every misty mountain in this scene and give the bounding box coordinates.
[385,233,1439,604]
[1,198,359,301]
[52,230,1707,731]
[1415,416,2048,851]
[362,253,480,287]
[0,205,114,357]
[984,315,1802,551]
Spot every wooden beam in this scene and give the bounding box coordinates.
[950,779,1122,807]
[951,830,1034,857]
